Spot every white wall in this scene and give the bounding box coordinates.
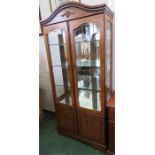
[39,36,55,112]
[39,0,52,20]
[81,0,114,11]
[81,0,108,5]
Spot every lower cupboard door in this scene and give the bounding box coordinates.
[78,112,105,144]
[57,107,77,133]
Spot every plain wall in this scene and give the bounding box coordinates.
[39,36,55,111]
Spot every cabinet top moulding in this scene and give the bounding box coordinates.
[40,2,114,27]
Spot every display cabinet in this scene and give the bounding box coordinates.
[41,2,114,153]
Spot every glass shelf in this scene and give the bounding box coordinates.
[76,60,100,67]
[75,40,100,44]
[77,67,100,76]
[52,65,68,69]
[49,43,66,46]
[55,83,70,87]
[52,65,63,67]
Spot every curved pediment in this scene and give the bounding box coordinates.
[40,2,114,26]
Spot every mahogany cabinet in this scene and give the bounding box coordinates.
[41,2,114,153]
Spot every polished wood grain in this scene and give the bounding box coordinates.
[40,2,114,26]
[78,112,105,144]
[107,120,115,155]
[57,105,77,133]
[107,92,115,154]
[108,108,115,121]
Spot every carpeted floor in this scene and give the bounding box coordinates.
[39,111,106,155]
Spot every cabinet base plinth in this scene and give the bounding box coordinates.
[58,128,107,153]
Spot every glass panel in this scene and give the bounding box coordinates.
[48,29,72,105]
[79,90,101,111]
[74,23,101,111]
[106,22,112,100]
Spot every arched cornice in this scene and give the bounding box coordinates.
[40,2,114,26]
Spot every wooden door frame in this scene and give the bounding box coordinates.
[69,14,106,116]
[43,22,75,109]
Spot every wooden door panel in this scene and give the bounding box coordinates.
[78,112,104,144]
[57,106,77,133]
[108,108,115,121]
[43,22,75,109]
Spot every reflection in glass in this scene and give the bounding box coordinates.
[79,90,101,111]
[78,75,100,91]
[74,23,101,111]
[48,29,72,105]
[106,22,112,100]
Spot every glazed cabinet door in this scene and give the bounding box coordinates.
[69,14,105,114]
[69,15,106,144]
[43,22,77,133]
